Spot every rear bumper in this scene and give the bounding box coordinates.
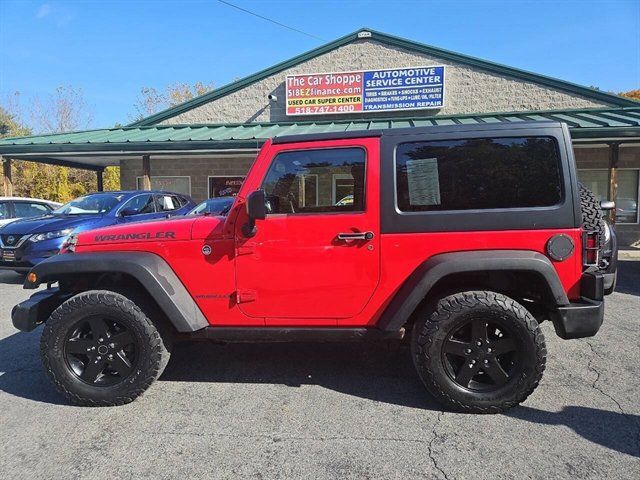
[551,272,605,339]
[552,297,604,339]
[11,288,68,332]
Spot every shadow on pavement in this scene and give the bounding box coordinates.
[615,260,640,296]
[0,329,440,410]
[0,270,26,285]
[510,405,640,458]
[0,330,70,405]
[161,340,443,411]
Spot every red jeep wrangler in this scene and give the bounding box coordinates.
[12,122,617,413]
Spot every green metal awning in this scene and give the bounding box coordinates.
[1,107,639,169]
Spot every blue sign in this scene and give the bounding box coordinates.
[362,66,445,112]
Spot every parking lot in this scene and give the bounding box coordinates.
[0,262,638,479]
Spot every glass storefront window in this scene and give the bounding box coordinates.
[578,170,639,223]
[616,170,639,223]
[136,176,191,196]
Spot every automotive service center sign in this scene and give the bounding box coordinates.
[286,66,445,116]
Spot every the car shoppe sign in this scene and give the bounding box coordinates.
[285,66,445,116]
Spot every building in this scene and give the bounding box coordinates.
[1,28,639,244]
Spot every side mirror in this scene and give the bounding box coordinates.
[242,190,266,237]
[119,208,138,217]
[600,200,615,211]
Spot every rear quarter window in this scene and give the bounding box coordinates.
[395,136,563,212]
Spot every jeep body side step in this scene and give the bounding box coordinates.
[188,327,405,343]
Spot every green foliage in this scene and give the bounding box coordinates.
[0,106,31,138]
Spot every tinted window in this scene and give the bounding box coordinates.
[261,148,366,214]
[155,194,181,212]
[121,194,155,215]
[0,202,9,220]
[13,202,50,218]
[395,137,562,212]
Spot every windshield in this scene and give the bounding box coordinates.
[53,193,125,215]
[189,197,234,216]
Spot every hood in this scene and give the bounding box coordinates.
[0,214,103,235]
[78,216,199,246]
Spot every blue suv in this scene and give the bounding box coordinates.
[0,191,195,272]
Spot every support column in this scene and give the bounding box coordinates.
[2,157,13,197]
[96,169,104,192]
[142,155,151,190]
[608,143,620,224]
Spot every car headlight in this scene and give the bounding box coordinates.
[30,228,75,243]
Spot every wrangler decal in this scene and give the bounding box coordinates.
[94,231,176,242]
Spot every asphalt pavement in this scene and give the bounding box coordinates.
[0,262,638,479]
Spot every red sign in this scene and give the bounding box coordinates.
[286,71,364,116]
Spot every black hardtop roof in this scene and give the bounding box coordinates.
[272,120,563,145]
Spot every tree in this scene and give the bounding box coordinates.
[30,85,94,133]
[2,87,121,202]
[132,81,214,120]
[619,89,640,101]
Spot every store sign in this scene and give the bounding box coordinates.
[286,66,445,116]
[208,176,244,198]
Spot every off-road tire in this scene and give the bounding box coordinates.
[411,291,546,414]
[40,290,171,406]
[579,182,606,248]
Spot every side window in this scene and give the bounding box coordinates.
[155,194,181,212]
[121,194,155,215]
[395,136,562,212]
[261,148,366,214]
[13,202,49,218]
[0,202,9,220]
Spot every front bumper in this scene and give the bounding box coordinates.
[11,288,68,332]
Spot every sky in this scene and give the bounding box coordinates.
[1,0,638,130]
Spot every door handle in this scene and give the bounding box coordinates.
[336,231,374,241]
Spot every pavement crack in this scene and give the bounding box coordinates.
[427,411,451,480]
[584,339,640,456]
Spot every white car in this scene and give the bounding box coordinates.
[0,197,62,227]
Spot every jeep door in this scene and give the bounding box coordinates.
[234,138,381,323]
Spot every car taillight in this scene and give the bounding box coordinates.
[583,231,599,268]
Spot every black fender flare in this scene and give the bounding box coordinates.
[377,250,570,332]
[25,252,209,332]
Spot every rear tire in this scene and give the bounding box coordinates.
[411,291,546,414]
[40,290,171,406]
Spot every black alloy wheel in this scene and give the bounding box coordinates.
[411,291,546,413]
[441,316,520,391]
[64,316,137,386]
[41,290,171,406]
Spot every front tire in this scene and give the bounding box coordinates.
[40,290,171,406]
[411,291,546,413]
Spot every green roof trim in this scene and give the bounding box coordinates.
[1,107,639,157]
[129,27,638,127]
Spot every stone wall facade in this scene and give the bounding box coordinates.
[160,39,611,125]
[120,154,256,203]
